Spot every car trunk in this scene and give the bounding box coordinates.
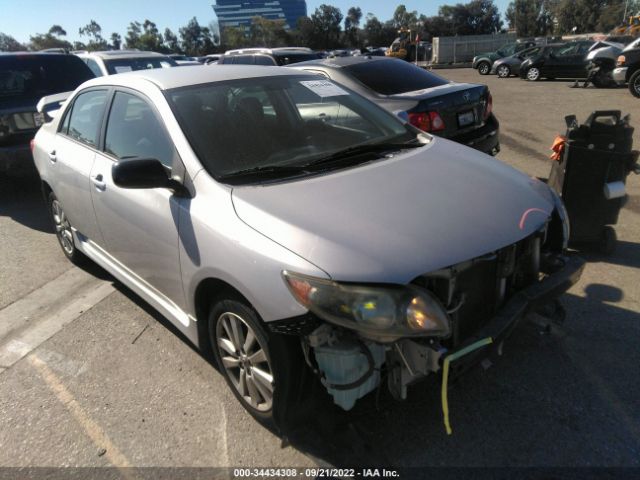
[392,84,490,139]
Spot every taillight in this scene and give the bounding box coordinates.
[30,139,35,152]
[617,55,626,67]
[408,111,445,132]
[483,92,493,121]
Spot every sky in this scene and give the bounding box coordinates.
[0,0,511,44]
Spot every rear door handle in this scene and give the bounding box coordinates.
[48,150,57,163]
[91,174,106,191]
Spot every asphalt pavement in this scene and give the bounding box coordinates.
[0,70,639,477]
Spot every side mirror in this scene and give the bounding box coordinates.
[112,158,179,191]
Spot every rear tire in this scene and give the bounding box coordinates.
[526,67,541,81]
[477,61,491,75]
[209,297,303,430]
[629,70,640,98]
[48,192,86,265]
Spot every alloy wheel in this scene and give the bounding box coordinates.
[51,199,74,255]
[478,62,490,75]
[527,67,540,81]
[497,65,510,78]
[216,312,274,412]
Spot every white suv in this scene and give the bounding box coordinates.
[74,50,177,77]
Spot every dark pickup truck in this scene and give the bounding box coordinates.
[613,37,640,97]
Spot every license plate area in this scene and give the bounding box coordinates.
[457,110,475,128]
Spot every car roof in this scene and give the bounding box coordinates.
[288,55,397,69]
[77,50,169,59]
[81,65,318,90]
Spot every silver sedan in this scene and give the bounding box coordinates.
[32,66,582,428]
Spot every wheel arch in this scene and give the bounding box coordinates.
[193,277,255,353]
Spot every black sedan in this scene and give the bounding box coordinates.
[287,56,499,155]
[520,41,594,81]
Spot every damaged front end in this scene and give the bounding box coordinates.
[274,209,584,413]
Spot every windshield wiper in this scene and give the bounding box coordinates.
[302,141,423,169]
[217,164,309,181]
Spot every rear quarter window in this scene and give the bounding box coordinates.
[344,60,449,96]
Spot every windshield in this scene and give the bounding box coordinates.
[624,37,640,51]
[0,55,94,101]
[104,57,177,75]
[167,75,415,183]
[344,59,449,95]
[497,43,517,56]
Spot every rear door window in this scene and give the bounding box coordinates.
[61,89,109,147]
[344,59,449,95]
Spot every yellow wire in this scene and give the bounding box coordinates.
[441,337,493,435]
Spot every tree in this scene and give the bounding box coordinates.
[465,0,503,34]
[597,0,640,32]
[438,0,502,35]
[0,33,26,51]
[110,32,122,50]
[344,6,362,47]
[554,0,604,34]
[179,17,216,56]
[220,26,247,50]
[49,25,67,37]
[362,14,397,48]
[79,20,108,51]
[125,21,142,49]
[29,25,73,51]
[249,17,289,47]
[392,5,419,30]
[310,4,343,49]
[137,20,164,51]
[164,28,180,52]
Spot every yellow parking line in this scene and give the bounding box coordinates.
[28,354,135,477]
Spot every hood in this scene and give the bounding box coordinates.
[231,138,555,284]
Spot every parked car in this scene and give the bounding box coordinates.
[491,45,549,78]
[75,50,177,77]
[613,37,640,97]
[169,54,201,66]
[0,52,94,174]
[472,41,537,75]
[520,41,595,81]
[200,54,221,65]
[218,47,321,66]
[288,56,500,155]
[583,40,626,88]
[33,66,583,426]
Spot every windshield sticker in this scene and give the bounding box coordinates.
[114,66,133,73]
[300,80,348,97]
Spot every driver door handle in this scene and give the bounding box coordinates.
[48,150,57,163]
[91,174,106,191]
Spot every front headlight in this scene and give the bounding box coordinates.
[282,271,450,340]
[549,187,570,249]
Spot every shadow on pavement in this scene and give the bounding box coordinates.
[0,169,51,233]
[578,240,640,269]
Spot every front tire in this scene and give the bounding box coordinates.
[209,297,302,429]
[48,192,85,264]
[477,61,491,75]
[629,70,640,98]
[496,64,511,78]
[526,67,541,81]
